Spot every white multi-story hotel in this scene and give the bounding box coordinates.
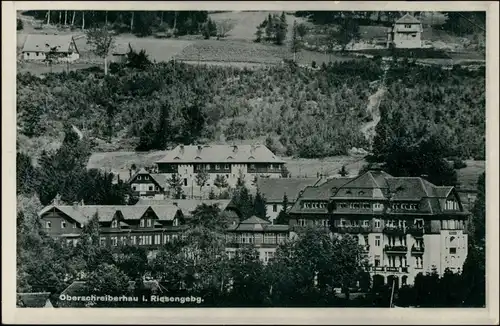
[154,144,285,189]
[288,170,469,288]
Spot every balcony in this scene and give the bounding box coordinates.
[384,245,408,254]
[368,266,409,273]
[333,225,372,234]
[383,226,406,236]
[411,245,425,255]
[407,225,424,237]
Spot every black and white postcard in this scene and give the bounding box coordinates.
[2,1,499,324]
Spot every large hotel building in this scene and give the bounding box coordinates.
[38,143,470,289]
[128,144,285,198]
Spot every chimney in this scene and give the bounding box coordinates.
[197,145,202,155]
[233,145,238,153]
[179,145,185,155]
[73,201,79,209]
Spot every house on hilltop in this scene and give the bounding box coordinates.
[386,13,423,49]
[21,34,80,62]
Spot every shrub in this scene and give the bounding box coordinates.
[453,159,467,170]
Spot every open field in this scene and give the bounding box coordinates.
[209,11,307,42]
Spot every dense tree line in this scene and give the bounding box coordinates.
[17,58,484,160]
[17,125,130,206]
[254,12,288,45]
[22,10,210,37]
[371,60,485,184]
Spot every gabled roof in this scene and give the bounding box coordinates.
[150,174,168,189]
[22,34,77,53]
[17,292,53,308]
[395,13,421,24]
[39,204,182,224]
[135,199,233,216]
[227,215,288,232]
[156,144,285,164]
[257,178,319,202]
[241,215,270,224]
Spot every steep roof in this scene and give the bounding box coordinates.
[156,144,285,164]
[395,13,421,24]
[227,215,288,232]
[22,34,77,53]
[135,199,233,216]
[257,178,319,202]
[290,170,467,215]
[39,204,182,224]
[17,292,53,308]
[150,174,168,188]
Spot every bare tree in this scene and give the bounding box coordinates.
[216,19,236,39]
[82,11,85,30]
[46,10,51,25]
[86,26,115,75]
[130,11,134,32]
[72,11,76,26]
[64,10,68,26]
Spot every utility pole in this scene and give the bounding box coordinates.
[389,278,396,308]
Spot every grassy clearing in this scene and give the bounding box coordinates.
[209,11,307,42]
[86,151,484,192]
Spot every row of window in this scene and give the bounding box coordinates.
[302,202,328,209]
[102,234,185,246]
[445,200,459,210]
[296,219,330,227]
[131,183,160,192]
[45,221,77,229]
[391,203,418,211]
[336,202,384,210]
[110,218,179,229]
[226,233,287,244]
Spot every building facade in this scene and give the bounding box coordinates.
[289,170,469,288]
[225,216,289,264]
[155,144,285,190]
[387,14,423,49]
[257,177,322,222]
[128,168,167,199]
[38,199,240,248]
[22,34,80,62]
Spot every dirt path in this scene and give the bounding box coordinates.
[359,61,389,149]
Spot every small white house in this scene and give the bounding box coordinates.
[387,14,423,49]
[22,34,80,62]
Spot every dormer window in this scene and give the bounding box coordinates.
[346,190,352,195]
[137,175,142,180]
[358,191,365,195]
[215,164,220,170]
[144,175,149,180]
[112,220,118,228]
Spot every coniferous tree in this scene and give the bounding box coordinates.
[167,173,184,199]
[253,190,267,220]
[275,11,288,45]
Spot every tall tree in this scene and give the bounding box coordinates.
[167,173,184,199]
[253,190,267,220]
[275,12,288,45]
[195,169,209,198]
[86,26,115,75]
